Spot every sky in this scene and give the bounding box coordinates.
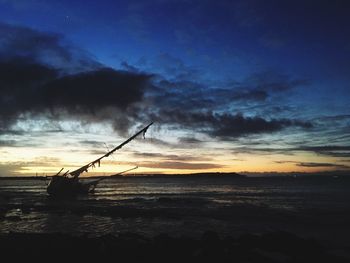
[0,0,350,176]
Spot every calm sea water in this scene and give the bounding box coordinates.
[1,176,350,243]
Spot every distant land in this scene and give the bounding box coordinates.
[0,170,349,180]
[0,172,245,180]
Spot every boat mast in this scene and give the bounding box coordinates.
[69,122,153,178]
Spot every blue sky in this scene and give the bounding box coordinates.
[0,0,349,175]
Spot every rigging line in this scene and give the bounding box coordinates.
[104,142,115,160]
[104,142,110,153]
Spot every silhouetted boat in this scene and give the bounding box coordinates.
[47,123,153,197]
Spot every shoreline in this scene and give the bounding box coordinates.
[1,173,349,180]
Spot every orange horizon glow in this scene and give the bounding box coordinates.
[1,145,347,177]
[1,122,348,177]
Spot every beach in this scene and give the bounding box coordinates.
[1,176,350,261]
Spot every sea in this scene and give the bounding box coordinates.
[1,176,350,246]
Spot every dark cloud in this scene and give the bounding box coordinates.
[152,111,312,138]
[233,147,294,155]
[296,146,350,158]
[233,89,268,101]
[0,129,25,135]
[276,160,349,169]
[0,22,314,141]
[138,161,224,170]
[106,55,312,140]
[296,162,349,169]
[132,152,165,158]
[135,59,313,138]
[315,115,350,122]
[133,152,211,162]
[148,79,212,111]
[0,23,154,134]
[151,76,281,111]
[321,152,350,158]
[0,64,152,133]
[298,146,350,152]
[79,140,105,148]
[141,138,175,148]
[275,160,350,169]
[151,53,200,80]
[43,68,150,111]
[0,22,99,71]
[120,61,141,73]
[203,88,268,105]
[0,140,18,147]
[177,137,204,144]
[236,145,350,158]
[143,67,309,123]
[0,137,41,148]
[0,58,57,90]
[0,22,68,61]
[274,161,298,164]
[88,149,109,155]
[0,59,57,128]
[244,71,310,93]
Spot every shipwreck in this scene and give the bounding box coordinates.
[46,122,153,196]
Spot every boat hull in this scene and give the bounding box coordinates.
[47,176,92,196]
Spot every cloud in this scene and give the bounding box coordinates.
[88,149,109,155]
[314,115,350,122]
[143,66,309,121]
[0,65,152,133]
[296,162,350,169]
[120,61,141,73]
[114,55,312,141]
[0,58,57,89]
[233,147,290,154]
[296,145,350,158]
[0,129,25,135]
[298,146,350,152]
[0,157,61,176]
[0,22,99,71]
[233,144,350,157]
[0,140,18,147]
[0,23,153,134]
[244,71,310,93]
[133,152,212,162]
[177,137,204,144]
[150,53,200,80]
[79,140,105,148]
[0,22,67,60]
[0,22,314,142]
[138,161,224,170]
[43,68,150,111]
[0,23,157,135]
[147,79,213,111]
[152,111,312,138]
[0,162,24,176]
[276,160,350,169]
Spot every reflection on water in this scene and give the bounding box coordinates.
[1,176,350,240]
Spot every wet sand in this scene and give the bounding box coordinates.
[0,231,348,262]
[1,176,350,261]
